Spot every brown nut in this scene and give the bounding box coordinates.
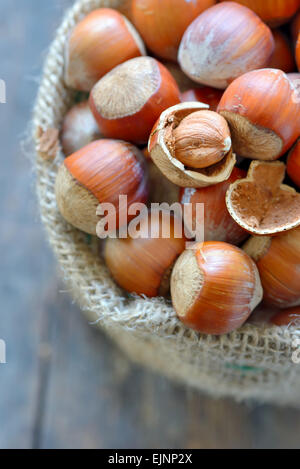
[61,101,101,157]
[218,69,300,161]
[271,307,300,327]
[55,140,148,235]
[179,167,248,245]
[64,9,146,91]
[148,102,236,188]
[178,2,274,89]
[171,241,263,335]
[220,0,300,27]
[105,210,187,297]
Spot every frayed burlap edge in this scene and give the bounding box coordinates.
[32,0,300,406]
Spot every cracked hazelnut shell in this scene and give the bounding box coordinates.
[148,102,236,188]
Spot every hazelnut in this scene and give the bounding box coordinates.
[268,30,296,74]
[179,167,248,245]
[61,101,101,157]
[149,102,236,188]
[287,139,300,188]
[64,9,146,91]
[287,73,300,99]
[173,110,232,169]
[226,161,300,236]
[220,0,300,27]
[171,242,263,335]
[180,87,223,112]
[271,307,300,327]
[291,11,300,44]
[55,140,148,235]
[218,69,300,161]
[244,227,300,309]
[89,57,180,145]
[131,0,215,61]
[296,33,300,71]
[105,210,186,297]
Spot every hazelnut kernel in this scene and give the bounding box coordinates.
[173,110,232,169]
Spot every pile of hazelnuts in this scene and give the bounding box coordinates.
[54,1,300,336]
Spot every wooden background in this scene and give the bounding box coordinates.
[0,0,300,449]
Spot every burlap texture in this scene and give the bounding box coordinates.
[32,0,300,406]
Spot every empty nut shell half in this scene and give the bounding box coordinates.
[148,102,236,188]
[226,160,300,236]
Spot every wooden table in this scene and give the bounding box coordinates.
[0,0,299,449]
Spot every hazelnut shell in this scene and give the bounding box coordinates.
[226,160,300,236]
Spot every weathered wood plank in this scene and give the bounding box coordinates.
[0,0,73,449]
[39,292,300,449]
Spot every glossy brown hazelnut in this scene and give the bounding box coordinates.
[244,227,300,308]
[64,8,146,91]
[105,210,186,297]
[220,0,300,27]
[179,167,248,245]
[178,2,274,89]
[180,87,223,112]
[268,30,296,73]
[132,0,215,61]
[55,140,148,235]
[218,69,300,161]
[171,242,263,335]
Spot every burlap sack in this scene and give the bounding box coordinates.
[32,0,300,406]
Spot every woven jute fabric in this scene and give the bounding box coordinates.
[32,0,300,406]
